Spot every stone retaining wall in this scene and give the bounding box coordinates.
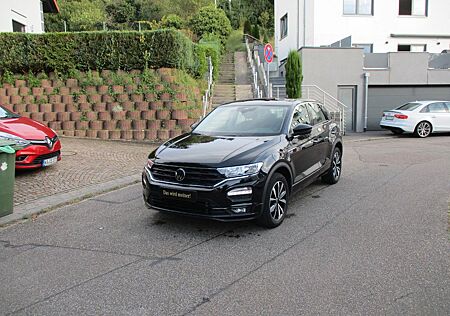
[0,69,203,141]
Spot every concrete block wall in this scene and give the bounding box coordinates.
[0,69,203,141]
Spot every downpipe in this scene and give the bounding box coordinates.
[363,72,370,132]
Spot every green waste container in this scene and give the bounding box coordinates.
[0,140,16,217]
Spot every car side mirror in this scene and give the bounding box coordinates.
[190,122,199,130]
[292,124,312,137]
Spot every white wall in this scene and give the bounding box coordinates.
[274,0,300,63]
[275,0,450,62]
[0,0,44,33]
[313,0,450,54]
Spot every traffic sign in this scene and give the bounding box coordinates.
[264,43,274,63]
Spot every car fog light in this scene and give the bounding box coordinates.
[227,187,252,197]
[232,207,247,214]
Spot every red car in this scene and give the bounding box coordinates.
[0,105,61,169]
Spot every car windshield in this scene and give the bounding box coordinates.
[395,102,421,111]
[0,106,20,119]
[193,104,289,136]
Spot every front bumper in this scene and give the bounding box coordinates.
[15,141,62,169]
[142,167,266,221]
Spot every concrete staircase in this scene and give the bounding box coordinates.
[212,51,253,107]
[212,53,236,107]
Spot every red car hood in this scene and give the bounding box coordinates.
[0,117,55,140]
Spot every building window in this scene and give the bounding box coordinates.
[398,44,426,52]
[12,20,26,32]
[343,0,373,15]
[280,14,288,39]
[352,43,373,53]
[399,0,428,16]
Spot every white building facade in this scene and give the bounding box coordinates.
[275,0,450,62]
[0,0,58,33]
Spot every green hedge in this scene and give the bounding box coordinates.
[198,38,221,80]
[0,29,198,75]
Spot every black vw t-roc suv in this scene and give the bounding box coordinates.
[142,99,343,228]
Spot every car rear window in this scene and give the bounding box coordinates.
[395,103,421,111]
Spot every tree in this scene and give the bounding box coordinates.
[285,50,303,99]
[243,20,252,35]
[251,24,260,40]
[190,6,232,46]
[105,0,136,24]
[45,0,107,32]
[155,0,212,18]
[160,14,184,29]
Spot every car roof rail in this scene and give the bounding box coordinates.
[218,98,279,106]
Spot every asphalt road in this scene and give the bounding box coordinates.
[1,135,449,315]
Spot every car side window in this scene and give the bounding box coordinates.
[306,102,327,125]
[444,102,450,112]
[290,104,311,130]
[427,102,448,113]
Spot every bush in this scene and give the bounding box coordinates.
[160,14,184,29]
[285,50,303,99]
[198,36,221,80]
[189,5,232,47]
[251,24,260,40]
[0,29,197,75]
[243,20,252,35]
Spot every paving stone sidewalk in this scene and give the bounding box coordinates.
[14,137,158,206]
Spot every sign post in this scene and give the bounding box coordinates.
[264,43,274,98]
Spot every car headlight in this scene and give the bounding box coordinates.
[217,162,263,178]
[0,131,30,147]
[146,158,155,169]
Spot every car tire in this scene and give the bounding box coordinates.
[414,121,432,138]
[322,147,342,185]
[257,173,289,228]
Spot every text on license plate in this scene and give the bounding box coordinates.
[385,116,394,120]
[162,189,196,201]
[42,156,58,167]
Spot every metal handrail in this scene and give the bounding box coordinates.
[244,34,268,98]
[272,84,347,133]
[202,56,214,117]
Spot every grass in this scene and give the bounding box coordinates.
[226,29,246,53]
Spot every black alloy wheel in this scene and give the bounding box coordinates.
[258,173,289,228]
[322,147,342,184]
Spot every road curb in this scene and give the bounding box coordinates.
[344,136,396,143]
[0,173,141,227]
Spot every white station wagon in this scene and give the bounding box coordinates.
[380,101,450,138]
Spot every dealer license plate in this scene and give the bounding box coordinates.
[385,115,394,120]
[161,188,197,201]
[42,156,58,167]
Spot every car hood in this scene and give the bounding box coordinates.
[155,133,281,167]
[0,117,55,140]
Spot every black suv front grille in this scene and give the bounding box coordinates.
[32,150,60,164]
[151,164,225,187]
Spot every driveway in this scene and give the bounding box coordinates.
[1,135,449,315]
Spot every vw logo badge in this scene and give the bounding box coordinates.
[45,136,53,149]
[175,168,185,182]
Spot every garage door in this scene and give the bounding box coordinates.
[367,86,450,130]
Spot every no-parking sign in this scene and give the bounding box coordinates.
[264,43,274,63]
